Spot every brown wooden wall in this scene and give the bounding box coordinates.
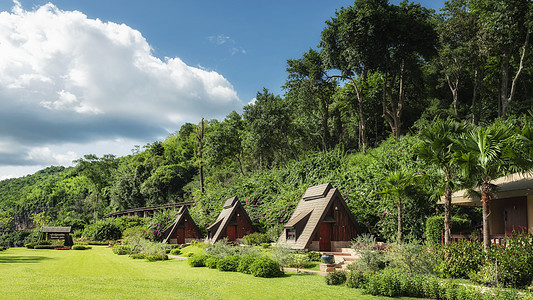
[233,206,254,239]
[313,197,357,242]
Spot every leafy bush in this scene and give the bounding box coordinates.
[481,233,533,288]
[112,245,132,255]
[436,237,484,278]
[325,270,347,285]
[0,247,6,251]
[216,255,240,272]
[26,240,51,249]
[249,256,283,278]
[241,233,271,246]
[130,253,146,259]
[237,255,258,274]
[147,210,176,242]
[0,230,35,247]
[205,256,220,269]
[351,234,388,272]
[33,245,57,249]
[188,254,209,267]
[345,266,371,289]
[83,219,122,241]
[169,248,182,256]
[387,240,439,275]
[425,215,471,245]
[305,251,322,262]
[207,239,234,257]
[146,254,168,261]
[286,254,310,271]
[72,245,91,250]
[88,241,110,245]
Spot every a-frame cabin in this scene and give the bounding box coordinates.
[206,196,255,243]
[278,183,357,251]
[162,206,200,244]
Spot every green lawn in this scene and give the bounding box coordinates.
[0,246,416,299]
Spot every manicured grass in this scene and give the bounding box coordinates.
[0,247,416,299]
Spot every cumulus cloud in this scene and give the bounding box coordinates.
[0,2,242,174]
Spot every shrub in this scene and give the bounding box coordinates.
[325,270,347,285]
[25,240,51,249]
[351,234,388,272]
[188,254,209,267]
[345,266,371,289]
[241,233,271,246]
[83,219,122,241]
[54,247,71,250]
[207,239,234,257]
[112,245,132,255]
[216,255,240,272]
[387,240,439,275]
[436,237,484,278]
[205,256,220,269]
[33,245,57,249]
[88,241,110,245]
[425,215,471,245]
[270,243,293,268]
[286,254,310,271]
[146,254,168,262]
[72,245,91,250]
[249,256,283,278]
[305,251,322,262]
[261,243,270,249]
[169,248,182,256]
[130,253,146,259]
[483,232,533,288]
[237,255,258,274]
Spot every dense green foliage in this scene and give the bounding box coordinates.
[0,0,531,251]
[425,215,471,244]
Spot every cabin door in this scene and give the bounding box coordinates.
[319,222,332,251]
[227,225,236,242]
[176,228,185,244]
[504,198,527,235]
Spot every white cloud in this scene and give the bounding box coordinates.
[208,33,246,56]
[0,2,242,175]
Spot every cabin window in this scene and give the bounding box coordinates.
[287,228,296,240]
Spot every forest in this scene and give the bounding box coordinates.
[0,0,532,244]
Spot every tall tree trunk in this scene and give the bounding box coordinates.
[471,68,479,124]
[351,75,367,153]
[321,99,330,151]
[397,196,403,245]
[444,168,452,244]
[480,183,492,252]
[501,31,530,119]
[196,118,205,193]
[499,51,510,118]
[382,61,404,138]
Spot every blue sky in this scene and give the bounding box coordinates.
[0,0,445,179]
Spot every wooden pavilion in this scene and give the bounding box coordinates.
[40,226,72,241]
[162,206,200,244]
[206,196,255,243]
[278,183,357,251]
[441,172,533,243]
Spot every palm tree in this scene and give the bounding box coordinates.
[417,119,466,244]
[455,120,529,251]
[381,169,418,245]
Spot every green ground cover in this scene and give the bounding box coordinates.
[0,246,418,299]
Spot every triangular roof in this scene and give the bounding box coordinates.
[40,226,71,233]
[440,172,533,206]
[278,183,357,250]
[162,206,198,244]
[206,196,253,243]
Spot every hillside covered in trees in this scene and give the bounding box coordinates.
[0,0,532,243]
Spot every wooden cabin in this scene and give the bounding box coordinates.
[443,172,533,243]
[278,183,357,251]
[206,196,255,243]
[162,206,200,244]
